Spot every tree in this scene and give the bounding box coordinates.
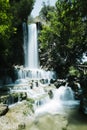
[9,0,35,65]
[0,0,35,67]
[0,0,13,67]
[10,0,35,26]
[39,0,87,78]
[39,2,55,21]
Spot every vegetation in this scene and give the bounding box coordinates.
[26,98,34,113]
[0,0,87,80]
[39,0,87,78]
[0,0,13,67]
[0,0,35,68]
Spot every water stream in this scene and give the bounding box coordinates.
[34,85,80,116]
[15,23,56,81]
[1,21,87,129]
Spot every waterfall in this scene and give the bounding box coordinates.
[35,85,80,116]
[53,86,74,101]
[27,24,39,69]
[23,23,39,68]
[15,22,56,81]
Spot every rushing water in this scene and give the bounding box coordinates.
[27,24,39,69]
[14,23,56,81]
[32,85,87,130]
[34,85,80,116]
[3,22,86,129]
[3,80,87,130]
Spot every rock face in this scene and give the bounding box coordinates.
[0,92,27,105]
[0,101,33,130]
[0,100,68,130]
[0,104,8,116]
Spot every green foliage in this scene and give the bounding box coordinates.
[9,0,35,65]
[39,0,87,77]
[39,2,55,21]
[0,0,35,67]
[69,66,80,77]
[26,98,34,104]
[10,0,35,26]
[83,62,87,65]
[0,0,13,39]
[0,0,13,67]
[26,98,34,113]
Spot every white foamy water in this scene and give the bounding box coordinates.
[35,86,80,116]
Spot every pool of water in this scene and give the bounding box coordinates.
[24,106,87,130]
[66,107,87,130]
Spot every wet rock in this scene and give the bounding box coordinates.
[0,92,27,105]
[0,95,9,104]
[0,104,9,116]
[18,122,26,130]
[48,90,53,99]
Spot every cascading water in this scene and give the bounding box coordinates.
[7,22,80,118]
[15,22,56,81]
[35,85,80,116]
[53,86,74,101]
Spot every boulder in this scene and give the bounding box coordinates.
[0,104,9,116]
